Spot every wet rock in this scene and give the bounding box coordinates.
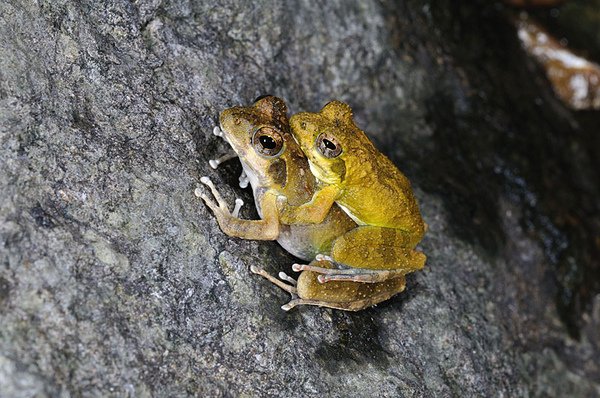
[0,1,598,396]
[517,16,600,110]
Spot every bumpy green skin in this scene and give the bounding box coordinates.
[200,96,406,310]
[280,100,427,277]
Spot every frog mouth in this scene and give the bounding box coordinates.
[307,159,339,184]
[216,122,234,147]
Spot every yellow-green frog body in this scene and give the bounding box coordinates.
[279,100,427,281]
[197,96,406,310]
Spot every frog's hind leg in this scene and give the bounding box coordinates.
[331,225,426,270]
[282,296,387,311]
[250,265,297,295]
[293,261,406,283]
[292,226,426,284]
[298,265,405,284]
[250,266,330,311]
[283,274,407,311]
[282,298,364,311]
[256,263,409,311]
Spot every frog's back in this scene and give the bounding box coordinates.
[339,146,425,237]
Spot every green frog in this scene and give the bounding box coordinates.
[278,100,427,283]
[196,96,406,310]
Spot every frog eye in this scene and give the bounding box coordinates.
[252,126,284,157]
[316,133,342,158]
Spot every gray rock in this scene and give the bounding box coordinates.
[1,1,598,397]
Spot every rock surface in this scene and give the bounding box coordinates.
[1,1,598,397]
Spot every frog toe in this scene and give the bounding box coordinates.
[212,126,223,137]
[278,271,297,285]
[238,171,249,188]
[315,253,334,262]
[232,198,244,217]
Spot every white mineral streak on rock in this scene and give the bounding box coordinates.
[517,18,600,110]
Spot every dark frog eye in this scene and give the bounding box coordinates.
[316,133,342,158]
[252,126,284,157]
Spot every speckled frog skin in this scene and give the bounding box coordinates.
[197,96,406,311]
[278,100,427,283]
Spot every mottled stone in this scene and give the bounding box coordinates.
[0,1,598,397]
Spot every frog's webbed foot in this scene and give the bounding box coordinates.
[195,176,244,217]
[293,255,406,284]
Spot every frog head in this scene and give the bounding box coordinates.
[219,96,312,192]
[289,100,372,186]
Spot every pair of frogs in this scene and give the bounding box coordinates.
[196,96,426,311]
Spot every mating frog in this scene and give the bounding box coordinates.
[196,96,406,310]
[278,100,427,283]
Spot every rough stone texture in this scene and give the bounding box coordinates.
[1,1,599,397]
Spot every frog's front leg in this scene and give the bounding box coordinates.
[278,185,340,224]
[196,177,280,240]
[197,176,244,216]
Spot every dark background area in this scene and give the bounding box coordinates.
[398,1,600,339]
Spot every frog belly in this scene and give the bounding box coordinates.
[276,226,316,261]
